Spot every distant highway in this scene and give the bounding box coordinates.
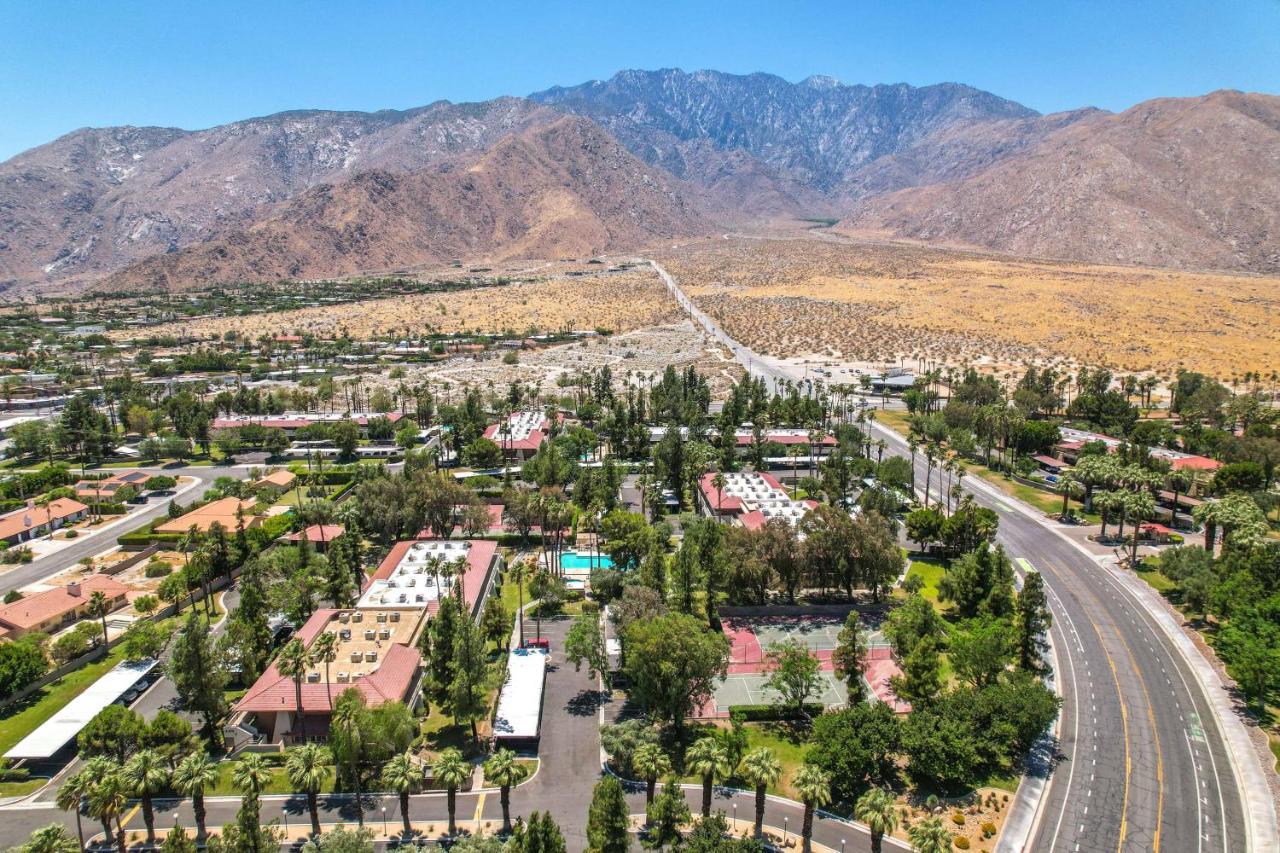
[649,258,1276,852]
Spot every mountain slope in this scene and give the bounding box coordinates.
[529,69,1039,194]
[845,91,1280,272]
[0,98,553,289]
[101,116,711,291]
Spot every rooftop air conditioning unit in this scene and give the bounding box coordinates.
[336,672,349,683]
[350,651,362,662]
[364,629,375,640]
[389,612,400,622]
[377,612,387,622]
[340,629,351,640]
[365,651,378,662]
[307,672,320,683]
[352,612,363,623]
[338,613,350,623]
[379,629,391,640]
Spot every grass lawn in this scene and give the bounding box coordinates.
[0,778,47,797]
[975,770,1021,794]
[0,647,128,755]
[874,409,912,437]
[1270,735,1280,773]
[1133,563,1177,595]
[682,721,809,799]
[902,557,946,605]
[209,762,333,796]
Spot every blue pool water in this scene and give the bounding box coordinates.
[559,551,614,570]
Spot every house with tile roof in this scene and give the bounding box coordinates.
[0,497,89,546]
[0,575,127,639]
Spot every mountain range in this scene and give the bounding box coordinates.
[1,69,1276,293]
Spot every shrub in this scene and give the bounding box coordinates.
[954,837,970,850]
[144,561,173,578]
[951,812,966,826]
[726,703,825,721]
[981,822,997,838]
[63,529,78,539]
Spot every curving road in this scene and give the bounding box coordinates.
[649,258,1276,853]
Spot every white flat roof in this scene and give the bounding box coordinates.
[5,658,157,760]
[492,648,547,740]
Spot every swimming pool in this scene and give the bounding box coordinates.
[558,551,614,570]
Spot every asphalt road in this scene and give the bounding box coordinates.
[0,465,237,597]
[648,258,1272,852]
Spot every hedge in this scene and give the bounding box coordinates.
[726,703,825,721]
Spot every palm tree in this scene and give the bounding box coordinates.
[86,767,128,853]
[381,752,423,837]
[792,764,832,853]
[1166,469,1193,529]
[739,747,782,839]
[908,816,953,853]
[276,638,314,743]
[123,749,169,845]
[86,591,110,648]
[1055,471,1078,518]
[483,748,529,834]
[1126,490,1156,566]
[509,560,531,647]
[330,695,368,827]
[311,632,339,710]
[711,472,726,515]
[432,748,471,837]
[172,752,219,844]
[285,743,331,838]
[632,743,671,808]
[233,753,273,803]
[22,824,79,853]
[685,737,732,818]
[853,788,899,853]
[55,767,94,852]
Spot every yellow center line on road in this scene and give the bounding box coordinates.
[473,792,487,825]
[1107,616,1165,852]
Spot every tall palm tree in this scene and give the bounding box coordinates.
[632,743,671,807]
[432,748,471,837]
[853,788,899,853]
[685,737,732,818]
[739,747,782,839]
[276,638,314,743]
[908,816,953,853]
[311,632,339,710]
[792,764,832,853]
[172,752,219,844]
[382,752,423,837]
[285,743,331,838]
[233,753,273,803]
[483,748,529,835]
[55,767,94,852]
[86,768,128,853]
[86,591,110,648]
[508,560,531,647]
[330,695,367,827]
[1055,471,1078,519]
[123,749,169,845]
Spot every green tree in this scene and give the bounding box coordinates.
[624,613,729,735]
[565,610,611,689]
[78,704,145,762]
[632,743,671,808]
[86,764,129,853]
[168,611,229,742]
[587,775,631,853]
[17,823,80,853]
[831,609,868,702]
[763,639,822,717]
[891,635,942,706]
[740,747,782,839]
[949,617,1015,687]
[163,824,198,853]
[55,767,95,853]
[907,816,953,853]
[685,737,732,818]
[853,788,899,853]
[286,743,332,838]
[483,748,529,834]
[645,779,691,850]
[172,752,219,844]
[382,751,423,836]
[432,748,471,837]
[1014,571,1053,674]
[805,703,901,799]
[792,764,832,853]
[123,749,170,845]
[450,616,490,743]
[329,689,371,827]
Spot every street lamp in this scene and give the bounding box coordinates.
[783,817,788,845]
[382,806,388,835]
[841,839,846,853]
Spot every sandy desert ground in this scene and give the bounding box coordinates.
[121,264,681,342]
[655,235,1280,380]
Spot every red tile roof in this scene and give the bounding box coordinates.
[0,574,127,632]
[0,497,88,542]
[284,524,346,543]
[370,539,497,612]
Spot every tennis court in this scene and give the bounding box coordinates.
[724,613,890,671]
[710,670,849,714]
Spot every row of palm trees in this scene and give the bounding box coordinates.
[58,745,536,850]
[629,739,947,853]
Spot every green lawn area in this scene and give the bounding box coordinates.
[1133,563,1177,595]
[873,409,912,437]
[0,778,48,797]
[682,722,809,799]
[0,647,128,755]
[1270,735,1279,773]
[902,557,946,605]
[208,762,333,796]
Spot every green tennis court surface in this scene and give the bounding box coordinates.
[712,670,849,710]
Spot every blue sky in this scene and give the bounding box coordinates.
[2,0,1277,161]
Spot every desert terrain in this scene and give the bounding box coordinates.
[656,235,1280,380]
